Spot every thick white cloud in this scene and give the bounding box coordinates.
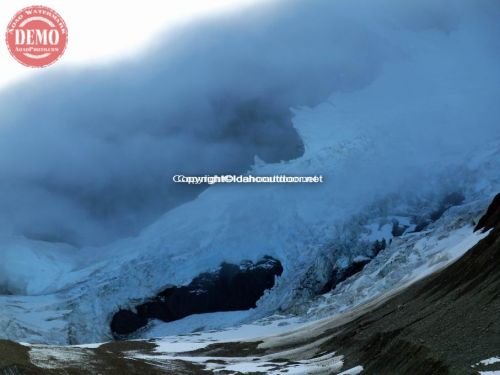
[0,0,499,250]
[0,0,264,89]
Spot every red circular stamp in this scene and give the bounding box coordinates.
[5,5,68,68]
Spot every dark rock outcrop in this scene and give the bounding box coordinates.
[475,193,500,232]
[391,220,407,237]
[371,238,387,256]
[415,191,466,232]
[320,256,372,294]
[430,192,465,220]
[111,256,283,336]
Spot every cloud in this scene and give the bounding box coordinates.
[0,0,498,249]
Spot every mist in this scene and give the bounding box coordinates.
[0,0,499,249]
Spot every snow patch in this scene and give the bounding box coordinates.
[339,366,364,375]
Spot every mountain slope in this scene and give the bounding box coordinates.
[2,194,498,374]
[320,193,500,374]
[179,192,500,374]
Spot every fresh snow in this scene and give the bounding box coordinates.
[338,366,364,375]
[478,358,500,366]
[146,314,303,353]
[29,346,91,370]
[473,356,500,374]
[132,346,345,374]
[140,310,255,339]
[305,217,489,320]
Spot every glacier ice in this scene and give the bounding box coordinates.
[0,0,500,344]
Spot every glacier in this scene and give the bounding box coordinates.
[0,0,500,345]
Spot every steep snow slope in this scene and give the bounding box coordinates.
[3,196,498,374]
[135,201,490,339]
[1,0,500,345]
[1,122,497,345]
